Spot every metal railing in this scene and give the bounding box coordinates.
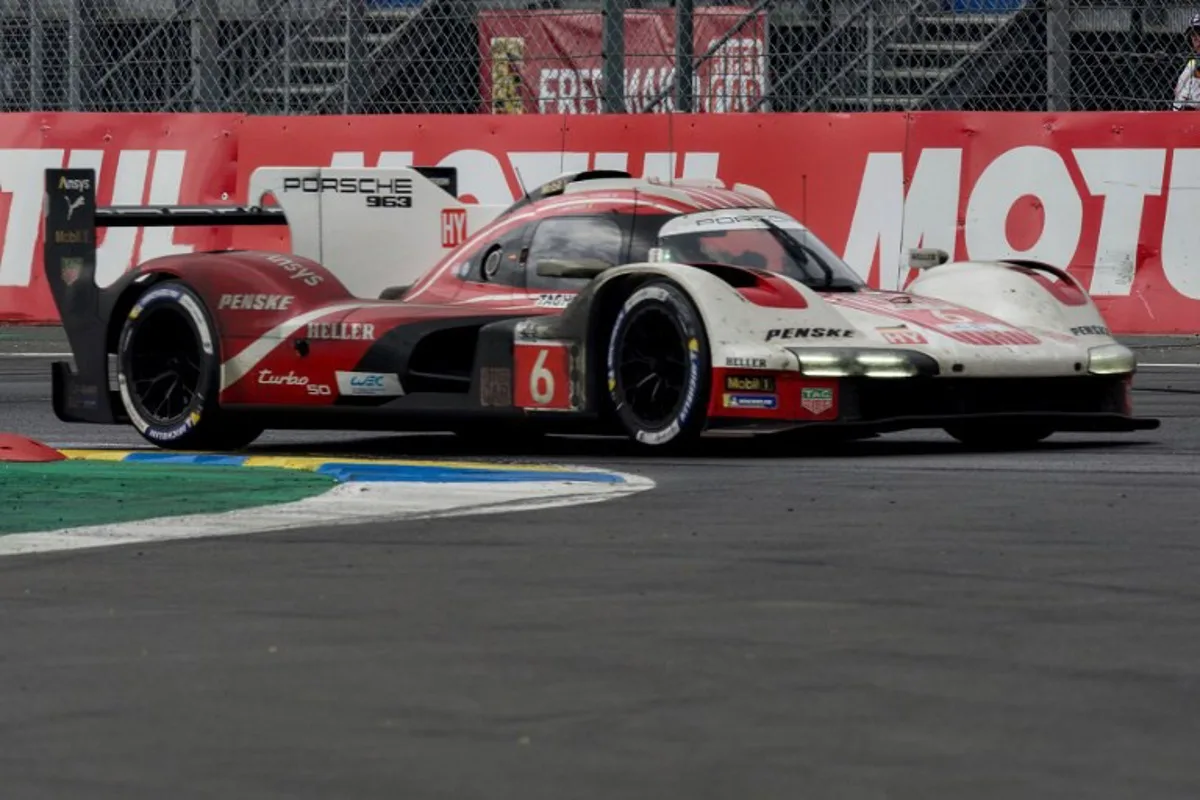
[0,0,1194,114]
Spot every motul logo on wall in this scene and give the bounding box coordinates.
[0,148,194,289]
[844,145,1200,298]
[7,111,1200,335]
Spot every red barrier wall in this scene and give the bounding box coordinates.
[4,111,1200,333]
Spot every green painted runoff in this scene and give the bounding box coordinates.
[0,461,337,535]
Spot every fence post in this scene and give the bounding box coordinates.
[602,0,626,113]
[192,0,221,111]
[68,0,84,110]
[675,0,694,112]
[27,0,43,110]
[1046,0,1071,111]
[346,0,367,115]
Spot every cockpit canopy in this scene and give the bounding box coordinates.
[652,209,865,291]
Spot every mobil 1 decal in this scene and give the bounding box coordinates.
[826,294,1040,346]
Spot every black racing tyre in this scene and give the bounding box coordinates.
[944,421,1054,450]
[605,280,710,448]
[117,281,263,451]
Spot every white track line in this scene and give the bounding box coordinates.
[0,472,657,558]
[1139,363,1200,369]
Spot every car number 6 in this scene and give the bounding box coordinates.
[530,348,555,405]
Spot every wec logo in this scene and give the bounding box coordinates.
[335,371,404,396]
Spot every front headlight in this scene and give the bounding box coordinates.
[786,348,927,378]
[1087,343,1137,375]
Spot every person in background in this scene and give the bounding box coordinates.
[1173,14,1200,109]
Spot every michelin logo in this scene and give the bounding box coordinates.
[335,371,405,397]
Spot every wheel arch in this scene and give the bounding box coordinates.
[572,265,753,414]
[106,270,186,362]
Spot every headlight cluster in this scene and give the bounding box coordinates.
[1087,344,1137,375]
[786,349,930,378]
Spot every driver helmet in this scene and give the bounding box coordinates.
[667,235,711,265]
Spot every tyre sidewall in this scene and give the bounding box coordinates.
[606,281,710,446]
[118,282,220,446]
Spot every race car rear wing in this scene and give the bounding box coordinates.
[41,164,505,425]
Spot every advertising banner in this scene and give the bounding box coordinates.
[0,113,242,323]
[5,110,1200,334]
[477,7,768,114]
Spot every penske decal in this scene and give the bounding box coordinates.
[218,293,294,311]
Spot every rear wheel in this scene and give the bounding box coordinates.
[605,281,710,449]
[117,281,263,451]
[944,421,1053,450]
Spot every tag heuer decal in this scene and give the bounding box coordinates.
[800,387,834,416]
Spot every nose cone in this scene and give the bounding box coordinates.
[828,303,1091,378]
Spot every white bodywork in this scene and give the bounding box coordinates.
[243,166,1133,380]
[595,210,1136,381]
[247,166,510,300]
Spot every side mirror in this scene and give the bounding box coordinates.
[535,258,614,279]
[908,248,951,270]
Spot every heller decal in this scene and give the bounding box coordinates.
[306,322,376,341]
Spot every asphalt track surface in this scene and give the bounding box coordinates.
[4,329,1200,798]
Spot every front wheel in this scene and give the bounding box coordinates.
[944,421,1053,450]
[117,281,263,451]
[605,280,710,449]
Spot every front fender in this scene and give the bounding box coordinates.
[906,260,1115,342]
[554,262,863,369]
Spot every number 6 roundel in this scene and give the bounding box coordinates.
[513,341,574,410]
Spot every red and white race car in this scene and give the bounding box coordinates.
[43,164,1158,451]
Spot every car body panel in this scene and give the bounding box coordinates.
[40,164,1159,443]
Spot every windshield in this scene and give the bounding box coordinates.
[654,209,865,290]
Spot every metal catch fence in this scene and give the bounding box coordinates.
[0,0,1195,114]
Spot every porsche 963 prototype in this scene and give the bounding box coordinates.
[41,164,1158,451]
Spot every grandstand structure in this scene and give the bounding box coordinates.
[0,0,1193,114]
